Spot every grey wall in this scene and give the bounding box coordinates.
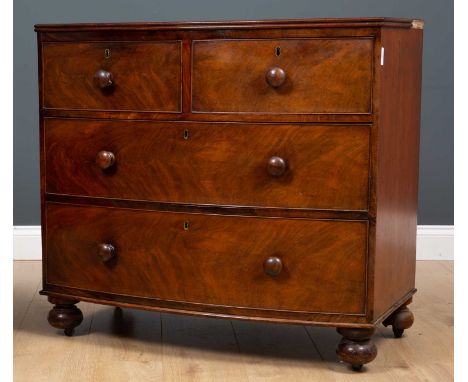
[14,0,454,225]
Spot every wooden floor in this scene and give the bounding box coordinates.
[13,261,453,382]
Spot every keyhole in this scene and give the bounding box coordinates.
[183,221,189,230]
[183,129,189,140]
[104,49,111,59]
[275,46,281,57]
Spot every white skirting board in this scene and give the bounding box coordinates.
[415,225,454,260]
[13,226,42,260]
[13,225,454,261]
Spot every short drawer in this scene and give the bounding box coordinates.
[45,119,370,210]
[46,203,368,314]
[42,41,182,112]
[192,38,373,114]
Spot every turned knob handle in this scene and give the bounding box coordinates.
[266,67,286,88]
[98,243,116,263]
[96,150,115,170]
[267,156,287,176]
[263,256,283,276]
[94,69,114,88]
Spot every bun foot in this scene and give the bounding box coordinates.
[393,328,404,338]
[64,328,75,337]
[336,327,377,371]
[47,296,83,336]
[383,305,414,338]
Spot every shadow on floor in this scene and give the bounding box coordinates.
[21,303,391,371]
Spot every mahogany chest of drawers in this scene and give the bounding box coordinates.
[35,17,423,371]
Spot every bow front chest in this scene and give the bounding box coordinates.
[35,17,423,371]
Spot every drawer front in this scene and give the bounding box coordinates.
[192,38,373,114]
[42,42,182,112]
[45,119,370,210]
[46,204,368,314]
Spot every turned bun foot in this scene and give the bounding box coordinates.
[383,305,414,338]
[47,297,83,336]
[336,327,377,371]
[64,328,75,337]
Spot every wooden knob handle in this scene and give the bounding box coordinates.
[263,257,283,276]
[96,150,115,170]
[266,67,286,88]
[267,156,287,176]
[94,69,114,88]
[98,243,116,263]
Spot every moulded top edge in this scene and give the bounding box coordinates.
[34,17,422,32]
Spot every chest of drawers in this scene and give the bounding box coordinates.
[35,17,423,371]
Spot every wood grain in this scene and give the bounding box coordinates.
[372,27,423,319]
[45,119,370,211]
[231,320,330,381]
[161,314,247,381]
[83,306,164,381]
[45,193,371,221]
[35,19,424,371]
[13,261,42,329]
[34,17,418,32]
[42,41,182,112]
[192,38,373,114]
[14,261,453,381]
[42,108,374,123]
[45,203,368,315]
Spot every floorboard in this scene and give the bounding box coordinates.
[13,261,453,381]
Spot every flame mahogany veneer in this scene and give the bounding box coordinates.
[35,18,423,371]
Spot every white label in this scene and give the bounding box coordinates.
[381,47,385,66]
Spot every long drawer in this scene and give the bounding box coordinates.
[44,119,370,210]
[45,203,368,314]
